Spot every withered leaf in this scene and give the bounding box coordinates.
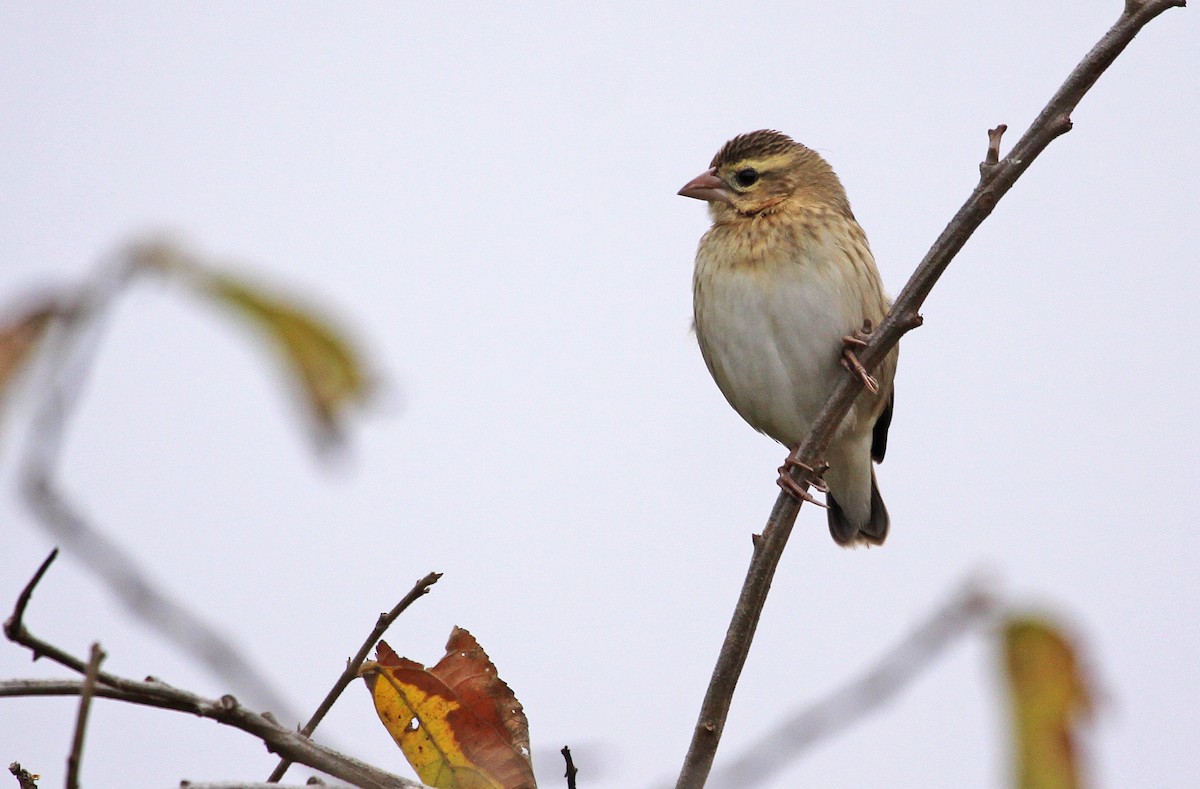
[0,298,59,398]
[361,628,535,789]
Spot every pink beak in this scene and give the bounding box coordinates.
[678,167,734,204]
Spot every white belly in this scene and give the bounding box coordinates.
[693,240,867,448]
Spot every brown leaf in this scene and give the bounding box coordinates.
[0,298,59,398]
[362,629,535,789]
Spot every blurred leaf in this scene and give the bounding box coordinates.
[361,629,536,789]
[200,272,369,438]
[133,238,372,447]
[0,298,59,398]
[1003,618,1092,789]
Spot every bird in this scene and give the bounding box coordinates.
[679,129,897,546]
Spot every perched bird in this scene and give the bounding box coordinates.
[680,130,897,546]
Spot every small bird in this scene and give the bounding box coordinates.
[680,130,897,546]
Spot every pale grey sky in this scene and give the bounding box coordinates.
[2,3,1197,788]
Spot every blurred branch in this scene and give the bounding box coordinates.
[706,581,997,788]
[16,247,300,721]
[65,642,106,789]
[674,2,1186,786]
[1,554,431,789]
[266,571,443,783]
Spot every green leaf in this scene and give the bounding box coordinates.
[133,240,373,448]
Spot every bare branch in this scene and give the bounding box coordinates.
[0,679,426,789]
[4,552,212,693]
[1,556,430,789]
[674,3,1186,787]
[180,777,328,781]
[706,581,997,788]
[65,643,106,789]
[3,549,58,647]
[266,572,443,783]
[8,763,39,789]
[978,124,1008,181]
[17,250,299,721]
[560,746,578,789]
[4,551,115,679]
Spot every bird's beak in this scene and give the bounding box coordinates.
[678,168,735,204]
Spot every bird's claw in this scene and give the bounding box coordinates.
[777,457,830,507]
[841,320,880,394]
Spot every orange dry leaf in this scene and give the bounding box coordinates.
[361,628,536,789]
[1003,618,1092,789]
[0,299,58,397]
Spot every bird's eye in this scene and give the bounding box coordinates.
[734,168,759,187]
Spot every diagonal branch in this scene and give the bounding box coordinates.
[266,571,443,783]
[706,581,997,788]
[66,642,106,789]
[674,2,1186,787]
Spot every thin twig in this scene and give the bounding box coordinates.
[561,746,578,789]
[3,549,58,646]
[266,572,443,783]
[979,124,1008,180]
[0,679,425,789]
[181,777,328,781]
[4,552,173,689]
[65,642,106,789]
[8,762,39,789]
[1,555,430,789]
[674,3,1185,787]
[17,249,300,722]
[706,581,997,788]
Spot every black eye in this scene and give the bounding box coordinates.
[734,167,759,187]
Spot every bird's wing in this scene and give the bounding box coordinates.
[871,389,894,463]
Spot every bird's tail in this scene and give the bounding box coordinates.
[826,470,889,546]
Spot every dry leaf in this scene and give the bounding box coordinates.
[1004,618,1092,789]
[361,628,536,789]
[0,299,58,398]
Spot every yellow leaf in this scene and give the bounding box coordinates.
[362,630,536,789]
[1003,618,1092,789]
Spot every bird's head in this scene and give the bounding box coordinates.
[678,129,850,219]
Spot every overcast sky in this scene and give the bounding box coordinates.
[2,3,1197,788]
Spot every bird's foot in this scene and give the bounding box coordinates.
[841,320,880,394]
[777,457,830,507]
